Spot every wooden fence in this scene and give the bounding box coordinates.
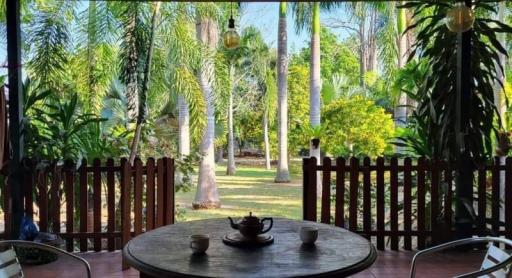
[303,156,512,251]
[2,157,175,252]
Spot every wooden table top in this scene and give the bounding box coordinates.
[122,218,377,278]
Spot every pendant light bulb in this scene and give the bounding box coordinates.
[445,2,475,33]
[223,4,240,49]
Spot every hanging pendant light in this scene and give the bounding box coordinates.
[223,2,240,49]
[445,2,475,33]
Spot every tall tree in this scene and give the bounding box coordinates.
[263,70,277,170]
[326,3,382,88]
[178,95,190,157]
[275,2,290,182]
[309,2,321,166]
[394,2,409,152]
[194,4,221,209]
[128,2,161,164]
[292,2,337,186]
[119,3,141,126]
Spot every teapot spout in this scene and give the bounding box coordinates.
[228,217,239,230]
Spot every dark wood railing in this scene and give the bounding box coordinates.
[303,156,512,251]
[1,157,175,253]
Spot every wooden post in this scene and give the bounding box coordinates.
[303,157,317,222]
[454,0,474,239]
[6,0,25,239]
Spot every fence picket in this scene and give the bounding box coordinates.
[506,157,512,242]
[478,166,487,231]
[165,158,174,225]
[106,158,115,251]
[134,159,143,236]
[50,164,61,235]
[362,157,371,240]
[349,157,359,232]
[146,158,156,231]
[321,157,331,224]
[443,162,453,242]
[93,158,102,251]
[79,159,88,251]
[390,157,399,250]
[403,158,412,250]
[417,158,426,249]
[39,171,48,233]
[156,158,165,228]
[334,158,345,228]
[303,157,318,222]
[430,159,440,245]
[376,157,385,250]
[64,160,74,252]
[492,157,501,237]
[121,158,131,270]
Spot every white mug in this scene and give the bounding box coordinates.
[300,227,318,245]
[190,234,209,254]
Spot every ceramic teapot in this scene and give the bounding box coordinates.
[228,212,273,238]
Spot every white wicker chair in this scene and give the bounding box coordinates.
[410,237,512,278]
[0,240,91,278]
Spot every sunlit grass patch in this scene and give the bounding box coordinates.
[176,162,302,221]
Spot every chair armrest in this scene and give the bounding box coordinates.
[410,237,512,278]
[0,240,91,278]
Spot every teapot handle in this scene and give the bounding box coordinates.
[260,218,273,234]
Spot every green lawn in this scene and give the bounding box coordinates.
[175,162,303,222]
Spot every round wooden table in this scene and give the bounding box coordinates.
[123,218,377,278]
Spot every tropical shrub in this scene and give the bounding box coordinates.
[322,96,394,158]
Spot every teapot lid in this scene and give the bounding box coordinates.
[241,212,261,225]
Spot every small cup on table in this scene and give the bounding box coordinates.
[300,226,318,245]
[190,234,209,254]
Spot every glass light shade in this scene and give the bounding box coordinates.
[445,2,475,33]
[223,28,240,49]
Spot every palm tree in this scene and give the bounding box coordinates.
[394,2,408,133]
[128,2,161,164]
[178,95,190,157]
[291,2,337,181]
[309,2,321,165]
[275,1,291,183]
[26,1,73,92]
[79,1,118,115]
[263,70,277,170]
[240,27,276,171]
[164,4,206,183]
[193,3,221,209]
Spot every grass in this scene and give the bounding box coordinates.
[175,161,303,222]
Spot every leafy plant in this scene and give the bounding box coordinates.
[400,1,512,161]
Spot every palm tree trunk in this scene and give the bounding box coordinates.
[310,2,322,194]
[275,2,290,183]
[216,148,224,163]
[87,1,99,114]
[309,2,321,161]
[358,10,367,89]
[178,95,190,157]
[263,112,271,170]
[124,5,139,123]
[177,95,190,186]
[394,3,408,154]
[226,64,236,175]
[494,1,507,127]
[193,16,220,209]
[129,2,160,165]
